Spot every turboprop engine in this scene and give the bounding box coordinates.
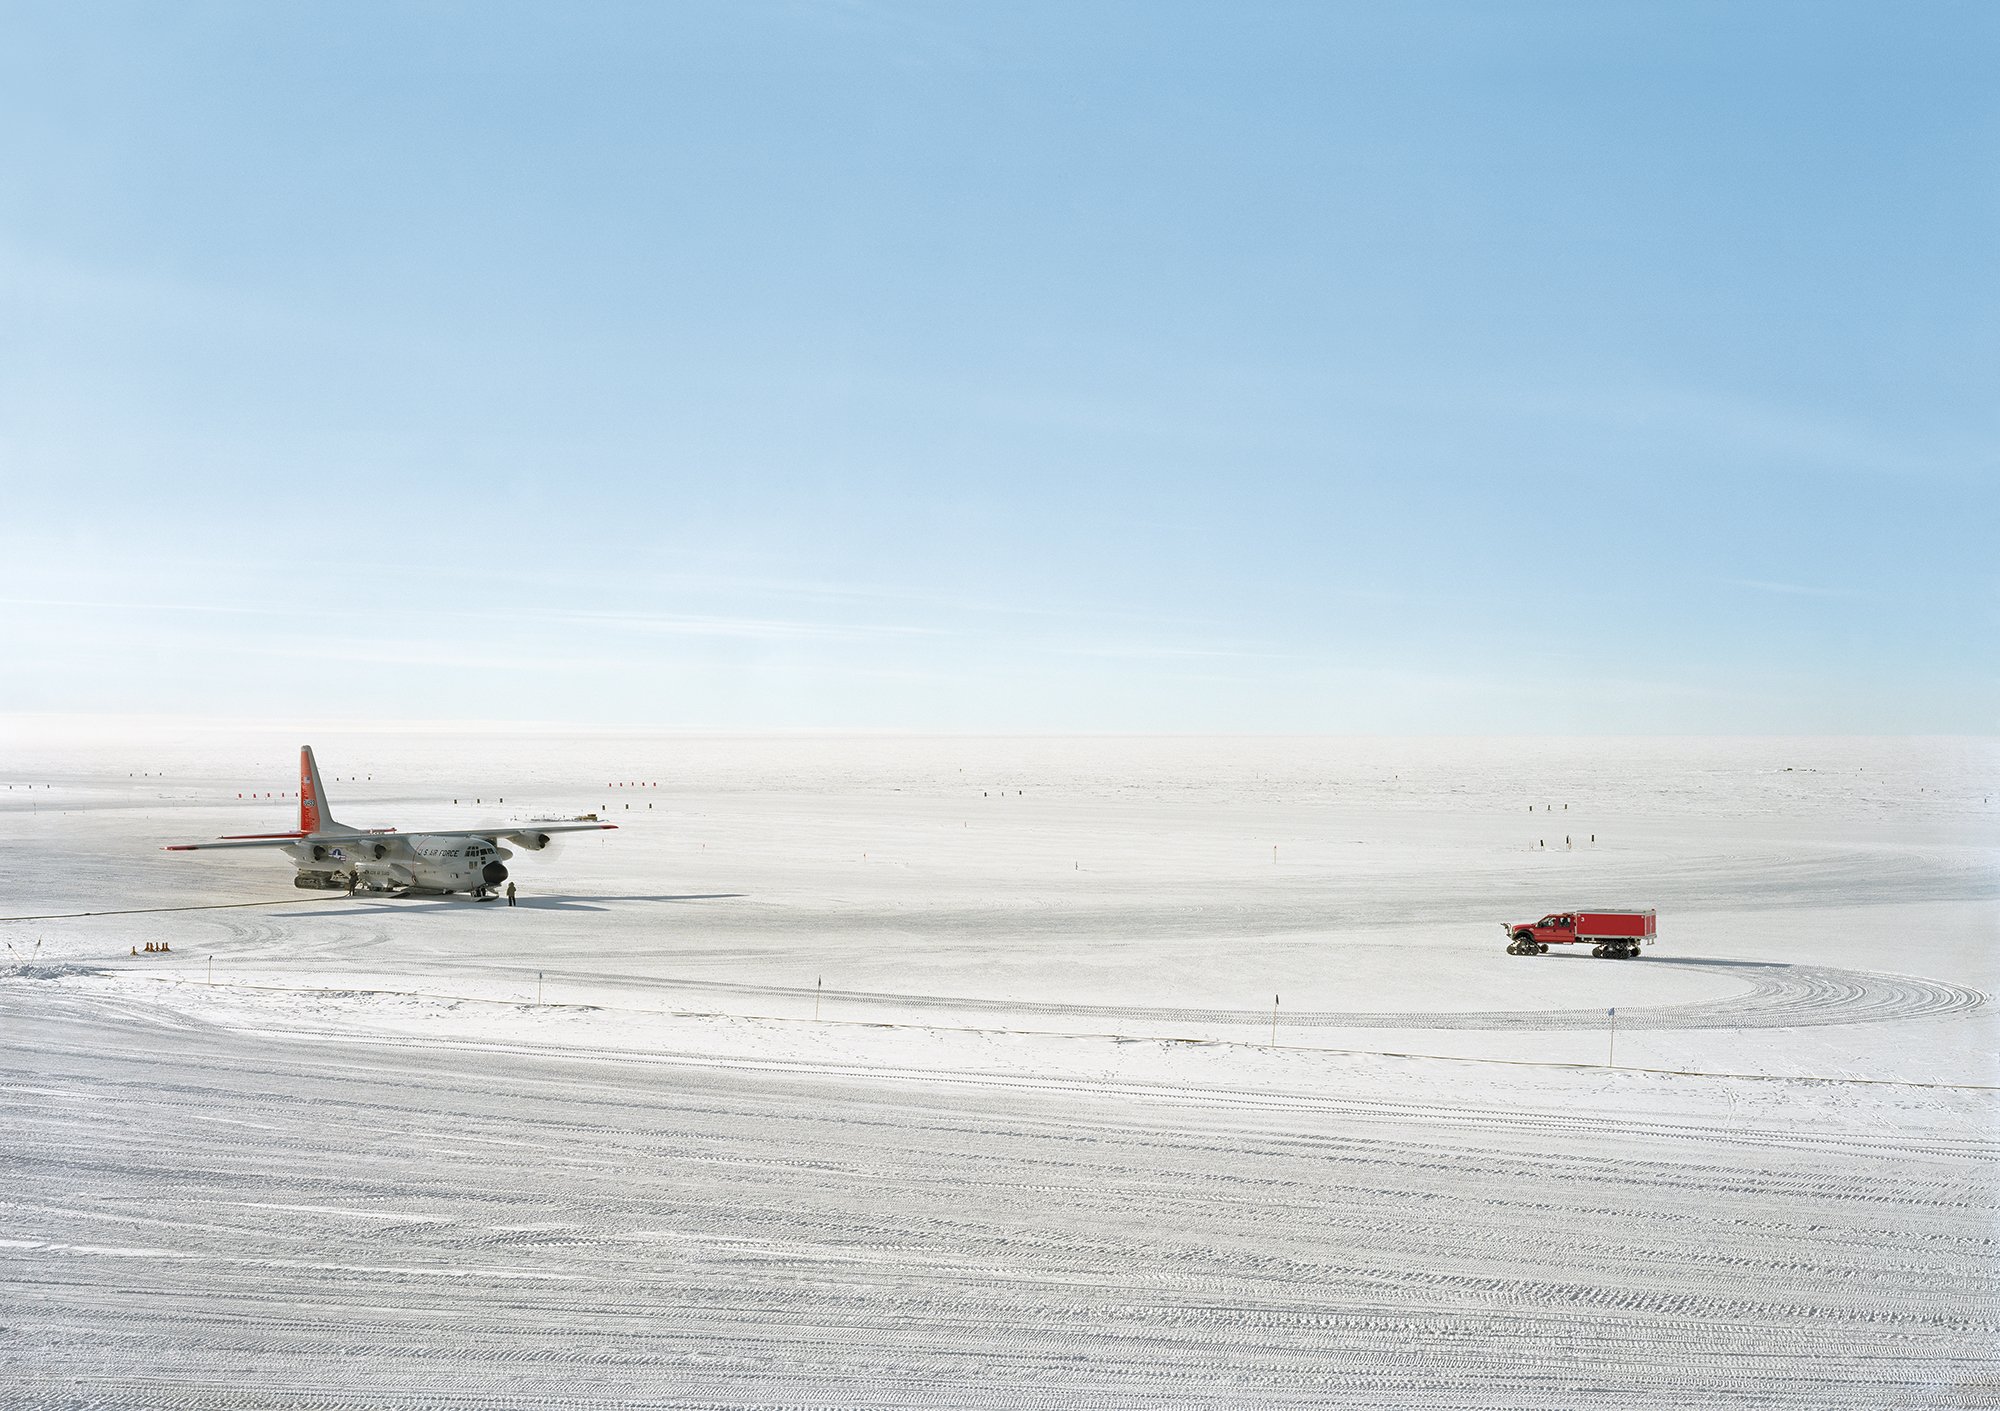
[502,831,552,851]
[306,841,388,863]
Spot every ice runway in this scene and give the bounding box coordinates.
[5,987,1992,1410]
[2,729,1996,1406]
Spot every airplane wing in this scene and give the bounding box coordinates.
[413,824,620,840]
[164,823,615,851]
[162,838,306,851]
[162,833,373,851]
[163,830,389,851]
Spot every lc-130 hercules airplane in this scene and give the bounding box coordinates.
[164,746,617,898]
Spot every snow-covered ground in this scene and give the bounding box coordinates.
[2,726,1995,1407]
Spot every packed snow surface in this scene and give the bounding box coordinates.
[2,727,1995,1407]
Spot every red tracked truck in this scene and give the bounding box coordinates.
[1504,909,1655,959]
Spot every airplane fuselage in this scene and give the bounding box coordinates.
[285,833,511,893]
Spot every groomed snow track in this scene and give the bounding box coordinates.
[629,959,1988,1033]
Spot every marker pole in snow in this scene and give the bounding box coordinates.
[537,971,544,1006]
[1271,994,1279,1047]
[1607,1007,1617,1067]
[815,977,822,1022]
[207,955,212,987]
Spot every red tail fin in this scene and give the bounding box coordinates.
[300,746,329,835]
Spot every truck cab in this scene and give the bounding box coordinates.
[1507,914,1576,954]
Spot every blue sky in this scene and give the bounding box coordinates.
[2,1,1993,730]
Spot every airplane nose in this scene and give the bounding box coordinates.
[483,861,508,885]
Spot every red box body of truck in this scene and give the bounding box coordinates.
[1503,909,1655,958]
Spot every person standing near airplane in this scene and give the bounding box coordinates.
[506,881,517,907]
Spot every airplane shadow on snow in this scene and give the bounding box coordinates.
[511,894,746,912]
[307,893,744,916]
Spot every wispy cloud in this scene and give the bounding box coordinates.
[1035,642,1291,662]
[0,596,941,643]
[529,607,941,641]
[1483,378,1976,482]
[1722,579,1864,599]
